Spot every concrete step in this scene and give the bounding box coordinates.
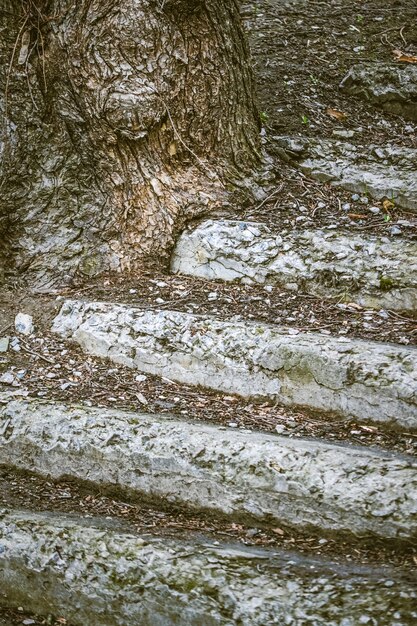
[52,300,417,430]
[1,508,416,626]
[340,63,417,122]
[274,136,417,211]
[171,219,417,312]
[1,395,416,541]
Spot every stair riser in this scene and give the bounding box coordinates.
[52,300,417,430]
[1,397,416,541]
[1,510,416,626]
[275,137,417,212]
[172,220,417,312]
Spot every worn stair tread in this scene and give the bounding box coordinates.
[52,299,417,430]
[340,63,417,121]
[171,219,417,311]
[275,136,417,211]
[1,508,416,626]
[1,395,415,541]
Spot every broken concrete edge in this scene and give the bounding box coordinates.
[170,219,417,312]
[1,395,416,542]
[0,508,416,626]
[51,299,417,431]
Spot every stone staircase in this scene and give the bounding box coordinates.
[1,1,417,624]
[1,240,416,625]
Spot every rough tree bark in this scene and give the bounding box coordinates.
[0,0,261,290]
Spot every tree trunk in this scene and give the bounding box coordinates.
[0,0,260,290]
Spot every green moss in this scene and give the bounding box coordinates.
[379,276,396,291]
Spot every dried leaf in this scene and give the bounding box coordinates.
[392,49,417,63]
[383,199,395,212]
[346,302,362,310]
[272,527,285,536]
[347,213,367,219]
[325,107,347,121]
[136,392,148,405]
[358,424,378,432]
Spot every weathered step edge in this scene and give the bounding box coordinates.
[171,219,417,312]
[52,300,417,431]
[340,63,417,122]
[1,396,416,541]
[274,136,417,212]
[1,509,416,626]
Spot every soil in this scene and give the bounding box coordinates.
[0,610,68,626]
[243,0,417,144]
[232,0,417,239]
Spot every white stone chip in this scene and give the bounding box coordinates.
[14,313,34,336]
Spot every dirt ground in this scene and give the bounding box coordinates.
[243,0,417,143]
[235,0,417,238]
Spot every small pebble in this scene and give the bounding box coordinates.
[208,292,218,301]
[11,337,20,351]
[0,372,15,385]
[332,129,354,139]
[351,194,360,201]
[275,424,286,434]
[0,337,9,352]
[228,422,238,428]
[342,203,351,211]
[15,312,34,336]
[369,206,380,214]
[389,226,402,236]
[286,283,299,292]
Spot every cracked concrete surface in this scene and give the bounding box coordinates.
[52,300,417,430]
[171,219,417,311]
[1,396,416,539]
